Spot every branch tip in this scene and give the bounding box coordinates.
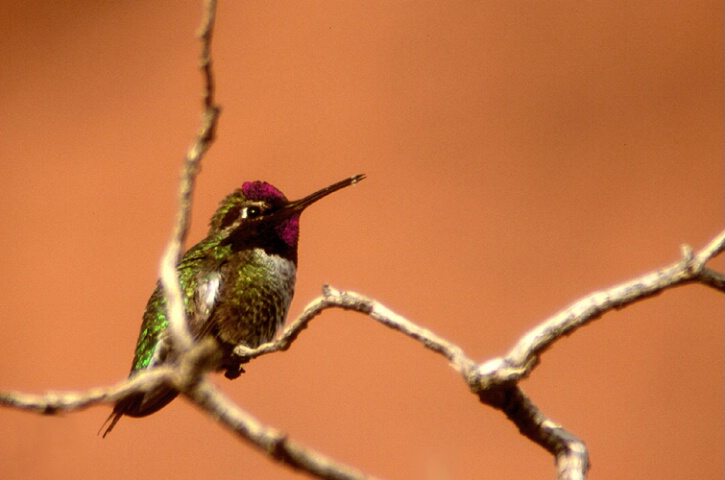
[680,244,694,265]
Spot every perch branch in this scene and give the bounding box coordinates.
[1,338,375,480]
[0,367,172,415]
[234,286,477,376]
[231,230,724,480]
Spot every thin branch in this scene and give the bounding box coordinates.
[186,380,376,480]
[698,267,725,291]
[0,367,173,415]
[234,286,477,376]
[160,0,221,353]
[0,338,217,416]
[477,386,589,480]
[473,231,725,389]
[198,0,217,110]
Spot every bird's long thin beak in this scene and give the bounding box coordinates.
[288,174,366,212]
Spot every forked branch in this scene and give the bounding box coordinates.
[1,0,722,478]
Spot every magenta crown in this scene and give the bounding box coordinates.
[241,181,288,204]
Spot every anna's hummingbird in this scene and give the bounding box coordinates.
[101,174,365,437]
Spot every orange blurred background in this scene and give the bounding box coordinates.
[0,2,722,479]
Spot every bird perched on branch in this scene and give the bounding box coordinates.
[101,174,365,437]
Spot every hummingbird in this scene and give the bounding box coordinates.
[101,174,365,437]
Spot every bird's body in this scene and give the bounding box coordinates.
[101,175,364,436]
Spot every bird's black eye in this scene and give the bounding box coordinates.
[243,206,262,219]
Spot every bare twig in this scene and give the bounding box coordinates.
[477,385,589,480]
[233,286,477,377]
[186,380,375,480]
[0,367,172,415]
[160,0,221,353]
[472,231,725,389]
[0,338,220,416]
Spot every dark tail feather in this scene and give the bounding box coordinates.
[99,387,180,438]
[99,410,123,438]
[99,394,139,438]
